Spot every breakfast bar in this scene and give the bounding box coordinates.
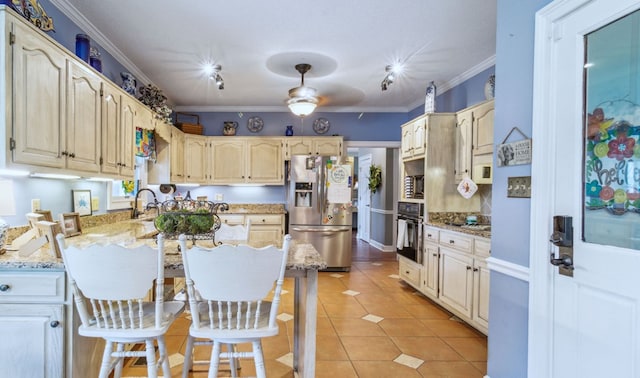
[0,219,326,377]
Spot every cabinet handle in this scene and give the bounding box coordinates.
[50,321,60,328]
[61,151,68,156]
[427,234,432,238]
[405,271,410,274]
[0,284,10,292]
[473,268,479,272]
[449,240,455,244]
[432,253,437,257]
[466,266,472,270]
[69,152,75,158]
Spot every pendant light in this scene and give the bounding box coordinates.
[287,64,318,117]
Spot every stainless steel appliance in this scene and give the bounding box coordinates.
[288,155,353,271]
[396,201,424,263]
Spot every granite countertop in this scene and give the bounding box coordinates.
[222,204,286,214]
[425,222,491,239]
[0,218,325,272]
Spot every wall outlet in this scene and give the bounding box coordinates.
[31,199,41,212]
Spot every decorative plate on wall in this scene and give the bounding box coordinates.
[247,116,264,133]
[313,117,330,134]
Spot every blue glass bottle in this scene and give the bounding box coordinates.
[89,47,102,73]
[285,125,294,136]
[75,34,90,62]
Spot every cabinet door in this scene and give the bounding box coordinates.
[249,224,284,248]
[0,303,64,377]
[438,247,473,318]
[472,100,494,156]
[398,255,421,289]
[313,137,343,157]
[411,118,426,156]
[472,258,490,332]
[286,137,313,158]
[247,139,283,184]
[66,60,101,173]
[454,108,473,180]
[170,129,185,182]
[101,82,121,175]
[184,135,209,183]
[12,21,66,168]
[119,98,136,177]
[400,124,414,159]
[211,140,245,183]
[422,243,439,299]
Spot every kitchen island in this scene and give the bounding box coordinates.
[0,218,325,378]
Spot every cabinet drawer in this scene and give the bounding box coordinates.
[218,214,245,225]
[0,271,65,303]
[474,237,491,257]
[246,214,283,225]
[399,257,421,288]
[439,231,473,254]
[424,226,439,244]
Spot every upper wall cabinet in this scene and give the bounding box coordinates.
[472,100,494,156]
[210,138,283,185]
[400,117,426,160]
[2,7,151,178]
[284,136,343,159]
[454,107,473,181]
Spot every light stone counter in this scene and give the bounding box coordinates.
[0,217,322,378]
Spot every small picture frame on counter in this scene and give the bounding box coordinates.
[35,210,54,222]
[72,190,92,216]
[59,213,82,237]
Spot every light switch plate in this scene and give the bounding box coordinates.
[91,197,99,211]
[507,176,532,198]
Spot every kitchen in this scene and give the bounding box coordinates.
[0,0,497,376]
[8,0,627,377]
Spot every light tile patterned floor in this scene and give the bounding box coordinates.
[120,243,487,377]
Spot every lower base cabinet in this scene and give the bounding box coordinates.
[0,271,66,377]
[399,227,490,335]
[218,213,285,248]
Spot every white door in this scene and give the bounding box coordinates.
[357,154,371,242]
[530,1,640,377]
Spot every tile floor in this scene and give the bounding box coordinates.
[120,237,488,377]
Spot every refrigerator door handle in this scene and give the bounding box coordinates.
[291,227,351,232]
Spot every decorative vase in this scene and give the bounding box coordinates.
[484,74,495,100]
[75,34,90,62]
[223,121,238,136]
[424,81,436,114]
[285,125,294,136]
[121,72,137,96]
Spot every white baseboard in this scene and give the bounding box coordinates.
[367,239,396,252]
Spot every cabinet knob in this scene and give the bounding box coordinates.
[0,284,10,292]
[50,320,60,328]
[466,266,472,270]
[427,234,432,238]
[61,151,68,156]
[433,253,437,257]
[449,240,455,244]
[473,268,479,272]
[69,152,76,158]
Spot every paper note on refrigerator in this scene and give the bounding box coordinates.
[327,165,351,203]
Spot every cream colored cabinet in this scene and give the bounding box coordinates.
[284,136,343,159]
[217,213,285,248]
[454,107,473,181]
[184,134,210,183]
[472,237,490,332]
[422,226,440,299]
[472,100,494,156]
[211,138,283,184]
[10,17,67,169]
[246,214,285,247]
[439,246,474,318]
[101,82,135,177]
[398,255,422,289]
[400,117,426,160]
[210,139,246,183]
[0,271,66,378]
[170,128,185,183]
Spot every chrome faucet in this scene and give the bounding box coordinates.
[132,188,159,219]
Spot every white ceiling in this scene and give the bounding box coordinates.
[53,0,497,113]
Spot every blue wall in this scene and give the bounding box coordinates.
[487,1,553,377]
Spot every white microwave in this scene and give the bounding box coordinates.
[472,164,492,184]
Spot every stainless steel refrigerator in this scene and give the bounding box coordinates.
[287,155,353,271]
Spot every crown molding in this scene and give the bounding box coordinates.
[48,0,154,88]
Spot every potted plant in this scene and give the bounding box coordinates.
[368,164,382,194]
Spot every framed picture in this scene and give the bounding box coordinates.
[59,213,82,237]
[72,190,92,216]
[35,210,53,222]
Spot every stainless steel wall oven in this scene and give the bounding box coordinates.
[396,202,423,264]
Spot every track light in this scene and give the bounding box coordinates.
[207,64,224,90]
[381,64,400,91]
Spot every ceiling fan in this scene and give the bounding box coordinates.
[287,63,319,117]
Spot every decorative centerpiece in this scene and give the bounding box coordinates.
[138,84,173,124]
[154,198,229,244]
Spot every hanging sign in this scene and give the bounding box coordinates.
[497,127,532,167]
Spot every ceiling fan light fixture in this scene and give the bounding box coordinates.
[288,63,319,117]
